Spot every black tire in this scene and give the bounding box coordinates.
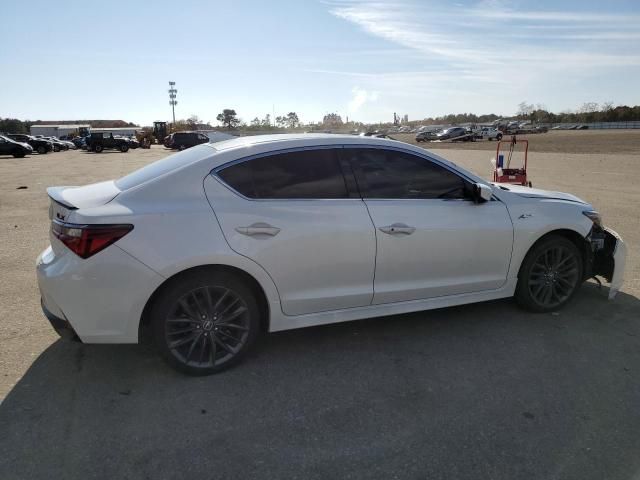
[37,145,47,154]
[515,235,583,312]
[94,144,103,153]
[120,144,129,152]
[151,270,261,375]
[178,144,186,151]
[12,151,26,158]
[53,145,60,152]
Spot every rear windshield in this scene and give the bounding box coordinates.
[115,145,216,190]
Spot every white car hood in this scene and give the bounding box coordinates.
[494,183,587,204]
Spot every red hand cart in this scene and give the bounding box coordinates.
[493,135,532,187]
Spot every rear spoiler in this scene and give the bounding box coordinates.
[47,186,78,210]
[45,181,121,209]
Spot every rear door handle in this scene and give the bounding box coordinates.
[379,223,416,235]
[235,222,281,237]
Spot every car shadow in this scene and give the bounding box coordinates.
[1,283,640,479]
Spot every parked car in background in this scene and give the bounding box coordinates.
[36,134,625,375]
[86,133,130,153]
[50,137,75,149]
[415,130,438,142]
[476,127,503,141]
[36,136,67,152]
[435,127,472,141]
[126,137,140,149]
[166,131,210,150]
[72,137,86,149]
[6,134,53,154]
[0,135,33,157]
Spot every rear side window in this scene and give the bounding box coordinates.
[217,149,348,199]
[347,148,467,199]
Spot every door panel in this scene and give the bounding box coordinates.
[345,147,513,304]
[204,148,376,316]
[365,199,513,303]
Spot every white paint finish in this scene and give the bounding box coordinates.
[34,134,627,343]
[365,198,513,303]
[37,242,164,343]
[606,227,626,300]
[204,176,376,316]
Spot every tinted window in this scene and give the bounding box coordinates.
[348,149,467,199]
[217,149,348,199]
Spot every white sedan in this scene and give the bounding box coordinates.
[37,134,626,375]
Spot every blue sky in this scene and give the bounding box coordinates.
[1,0,639,125]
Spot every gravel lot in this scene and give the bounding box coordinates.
[1,133,639,479]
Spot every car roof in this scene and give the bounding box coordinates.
[209,133,403,152]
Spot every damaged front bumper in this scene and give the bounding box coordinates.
[589,227,627,299]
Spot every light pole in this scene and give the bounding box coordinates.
[168,81,177,125]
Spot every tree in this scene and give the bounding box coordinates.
[250,117,261,127]
[216,109,240,130]
[187,115,201,129]
[517,101,535,119]
[275,116,286,128]
[322,113,343,127]
[261,114,271,128]
[286,112,300,129]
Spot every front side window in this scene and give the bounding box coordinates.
[347,148,468,200]
[217,148,348,199]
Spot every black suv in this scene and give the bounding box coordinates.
[166,131,209,150]
[86,133,130,153]
[0,135,33,158]
[7,134,52,154]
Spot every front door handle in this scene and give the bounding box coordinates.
[236,222,281,237]
[379,223,416,235]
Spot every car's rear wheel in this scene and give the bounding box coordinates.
[12,150,25,158]
[120,144,129,152]
[178,144,186,150]
[94,144,103,153]
[53,145,60,152]
[515,235,583,312]
[151,271,260,375]
[37,145,47,154]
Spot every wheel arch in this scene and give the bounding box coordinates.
[139,264,270,342]
[517,228,589,279]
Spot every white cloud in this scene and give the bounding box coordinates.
[324,0,640,116]
[347,86,379,113]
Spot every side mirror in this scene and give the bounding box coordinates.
[473,183,493,203]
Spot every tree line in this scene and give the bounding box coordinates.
[2,103,639,135]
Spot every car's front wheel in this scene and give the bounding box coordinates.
[120,144,129,152]
[12,150,26,158]
[515,235,583,312]
[37,145,47,154]
[94,144,103,153]
[151,270,261,375]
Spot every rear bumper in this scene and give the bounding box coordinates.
[41,298,81,341]
[36,243,165,343]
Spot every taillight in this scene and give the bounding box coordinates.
[51,221,133,259]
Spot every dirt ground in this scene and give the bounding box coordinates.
[1,133,639,479]
[394,129,640,154]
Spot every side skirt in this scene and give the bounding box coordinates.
[268,280,517,332]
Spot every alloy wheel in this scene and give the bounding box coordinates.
[527,245,580,308]
[165,286,250,369]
